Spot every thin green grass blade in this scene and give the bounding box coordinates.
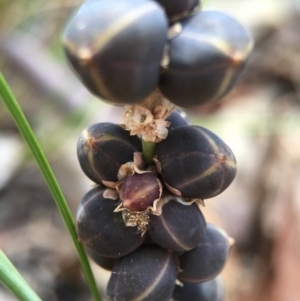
[0,73,102,301]
[0,250,42,301]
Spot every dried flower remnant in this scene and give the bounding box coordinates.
[122,90,175,142]
[122,211,150,235]
[118,172,162,211]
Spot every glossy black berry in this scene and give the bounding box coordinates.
[154,0,200,23]
[76,186,144,258]
[166,110,189,131]
[173,276,224,301]
[62,0,168,105]
[159,10,252,107]
[155,125,237,199]
[148,198,206,252]
[178,224,232,283]
[86,247,115,271]
[106,244,177,301]
[77,123,142,185]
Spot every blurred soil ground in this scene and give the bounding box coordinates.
[1,0,300,300]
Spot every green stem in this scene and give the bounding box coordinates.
[0,250,42,301]
[0,73,102,301]
[142,139,156,165]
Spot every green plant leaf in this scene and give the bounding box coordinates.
[0,250,42,301]
[0,72,102,301]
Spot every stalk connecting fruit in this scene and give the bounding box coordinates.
[62,1,252,300]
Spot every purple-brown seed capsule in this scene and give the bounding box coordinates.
[118,172,161,211]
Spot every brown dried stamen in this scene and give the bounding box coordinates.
[122,211,150,235]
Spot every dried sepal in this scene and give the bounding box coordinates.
[113,194,174,235]
[114,190,169,216]
[153,156,182,196]
[102,188,119,200]
[122,89,175,142]
[101,180,117,189]
[167,22,182,40]
[117,153,147,182]
[117,172,163,211]
[116,156,163,213]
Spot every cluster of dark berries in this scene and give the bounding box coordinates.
[62,0,252,300]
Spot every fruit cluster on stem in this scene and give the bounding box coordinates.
[62,0,252,300]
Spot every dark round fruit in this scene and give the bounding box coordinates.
[155,125,237,199]
[148,199,206,251]
[159,10,252,108]
[86,247,115,271]
[178,224,232,283]
[154,0,200,23]
[106,244,177,301]
[166,110,189,131]
[76,186,144,258]
[118,172,161,211]
[77,122,142,185]
[62,0,168,105]
[173,276,224,301]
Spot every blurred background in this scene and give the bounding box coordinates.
[1,0,300,300]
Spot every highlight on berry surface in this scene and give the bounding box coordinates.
[62,0,168,105]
